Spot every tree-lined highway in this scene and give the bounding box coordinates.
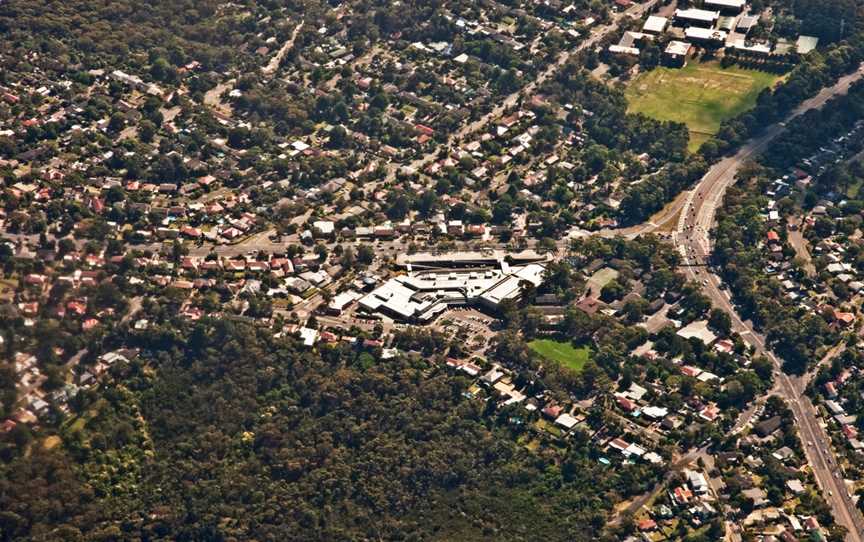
[675,63,864,541]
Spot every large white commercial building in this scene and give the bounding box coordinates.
[358,263,546,322]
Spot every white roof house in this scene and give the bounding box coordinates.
[686,469,709,494]
[677,320,718,345]
[787,479,806,495]
[644,451,664,464]
[642,406,669,420]
[623,443,646,458]
[298,327,318,347]
[626,382,648,401]
[555,413,580,430]
[696,371,719,383]
[312,220,335,235]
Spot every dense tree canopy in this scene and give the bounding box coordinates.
[0,320,654,541]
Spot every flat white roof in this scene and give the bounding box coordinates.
[729,38,772,54]
[797,35,819,54]
[329,290,362,311]
[608,45,640,56]
[665,40,692,56]
[360,263,545,320]
[298,327,318,347]
[674,8,720,22]
[643,15,669,34]
[685,26,728,41]
[677,320,718,345]
[705,0,745,8]
[480,275,524,306]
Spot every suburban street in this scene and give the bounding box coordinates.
[610,444,708,525]
[675,63,864,541]
[168,53,864,538]
[380,0,660,185]
[5,3,864,536]
[262,20,304,76]
[9,0,864,539]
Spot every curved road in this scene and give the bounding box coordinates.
[676,64,864,541]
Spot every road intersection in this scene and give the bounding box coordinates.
[6,3,864,536]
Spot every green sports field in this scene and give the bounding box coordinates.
[625,61,783,152]
[528,339,592,373]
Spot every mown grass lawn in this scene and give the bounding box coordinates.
[528,339,592,373]
[625,60,783,152]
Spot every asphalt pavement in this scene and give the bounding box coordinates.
[675,63,864,541]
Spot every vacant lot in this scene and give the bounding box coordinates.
[626,61,782,152]
[529,339,592,373]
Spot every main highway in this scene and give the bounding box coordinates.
[5,5,863,535]
[676,64,864,541]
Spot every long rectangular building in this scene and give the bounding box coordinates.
[396,249,550,270]
[704,0,745,13]
[674,8,720,28]
[685,26,728,45]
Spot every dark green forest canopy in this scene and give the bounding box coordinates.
[0,321,656,541]
[0,0,298,71]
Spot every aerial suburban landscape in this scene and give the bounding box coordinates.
[4,0,864,540]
